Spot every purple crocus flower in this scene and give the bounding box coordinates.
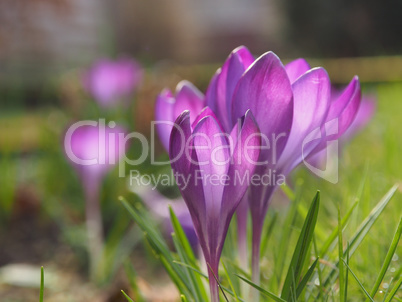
[155,80,205,150]
[83,58,142,108]
[169,109,261,301]
[157,46,362,290]
[230,54,360,284]
[64,122,127,278]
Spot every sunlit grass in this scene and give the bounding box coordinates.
[1,82,401,301]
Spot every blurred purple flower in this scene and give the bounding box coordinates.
[130,183,198,249]
[169,109,261,301]
[64,122,127,277]
[67,123,127,187]
[83,58,142,108]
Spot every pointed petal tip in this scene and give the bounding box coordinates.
[173,110,191,127]
[348,76,361,93]
[159,88,173,98]
[244,109,258,126]
[191,106,221,128]
[178,109,190,119]
[175,80,202,94]
[233,45,248,52]
[176,79,193,91]
[248,50,287,74]
[285,58,312,83]
[231,45,253,58]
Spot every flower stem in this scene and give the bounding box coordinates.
[85,182,104,281]
[250,218,263,302]
[237,207,250,298]
[236,199,249,271]
[207,261,220,302]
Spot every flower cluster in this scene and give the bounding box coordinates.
[156,46,365,301]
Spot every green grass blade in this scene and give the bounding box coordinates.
[381,277,393,302]
[342,259,375,302]
[236,274,286,302]
[260,212,278,258]
[348,185,398,256]
[121,290,135,302]
[159,254,191,296]
[120,197,192,297]
[220,286,246,302]
[319,201,358,258]
[223,258,251,280]
[384,276,402,302]
[171,233,205,301]
[173,261,208,278]
[304,236,323,301]
[344,242,350,302]
[169,207,208,300]
[39,266,44,302]
[338,208,345,302]
[296,257,319,299]
[207,264,229,302]
[169,207,197,263]
[222,262,240,302]
[321,185,398,293]
[275,182,303,285]
[124,261,145,302]
[281,191,320,300]
[281,183,296,201]
[181,295,188,302]
[369,217,402,300]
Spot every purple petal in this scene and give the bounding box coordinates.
[342,95,375,140]
[192,106,225,132]
[192,116,230,216]
[170,111,193,179]
[278,67,331,173]
[310,76,361,156]
[169,111,207,247]
[220,110,261,240]
[285,58,311,84]
[191,115,231,258]
[327,76,361,132]
[325,77,362,142]
[155,89,175,150]
[232,51,294,166]
[206,46,254,131]
[173,80,205,125]
[205,71,220,114]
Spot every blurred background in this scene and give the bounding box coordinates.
[0,0,401,301]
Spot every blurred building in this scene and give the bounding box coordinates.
[115,0,285,62]
[1,0,402,90]
[0,0,285,87]
[0,0,108,86]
